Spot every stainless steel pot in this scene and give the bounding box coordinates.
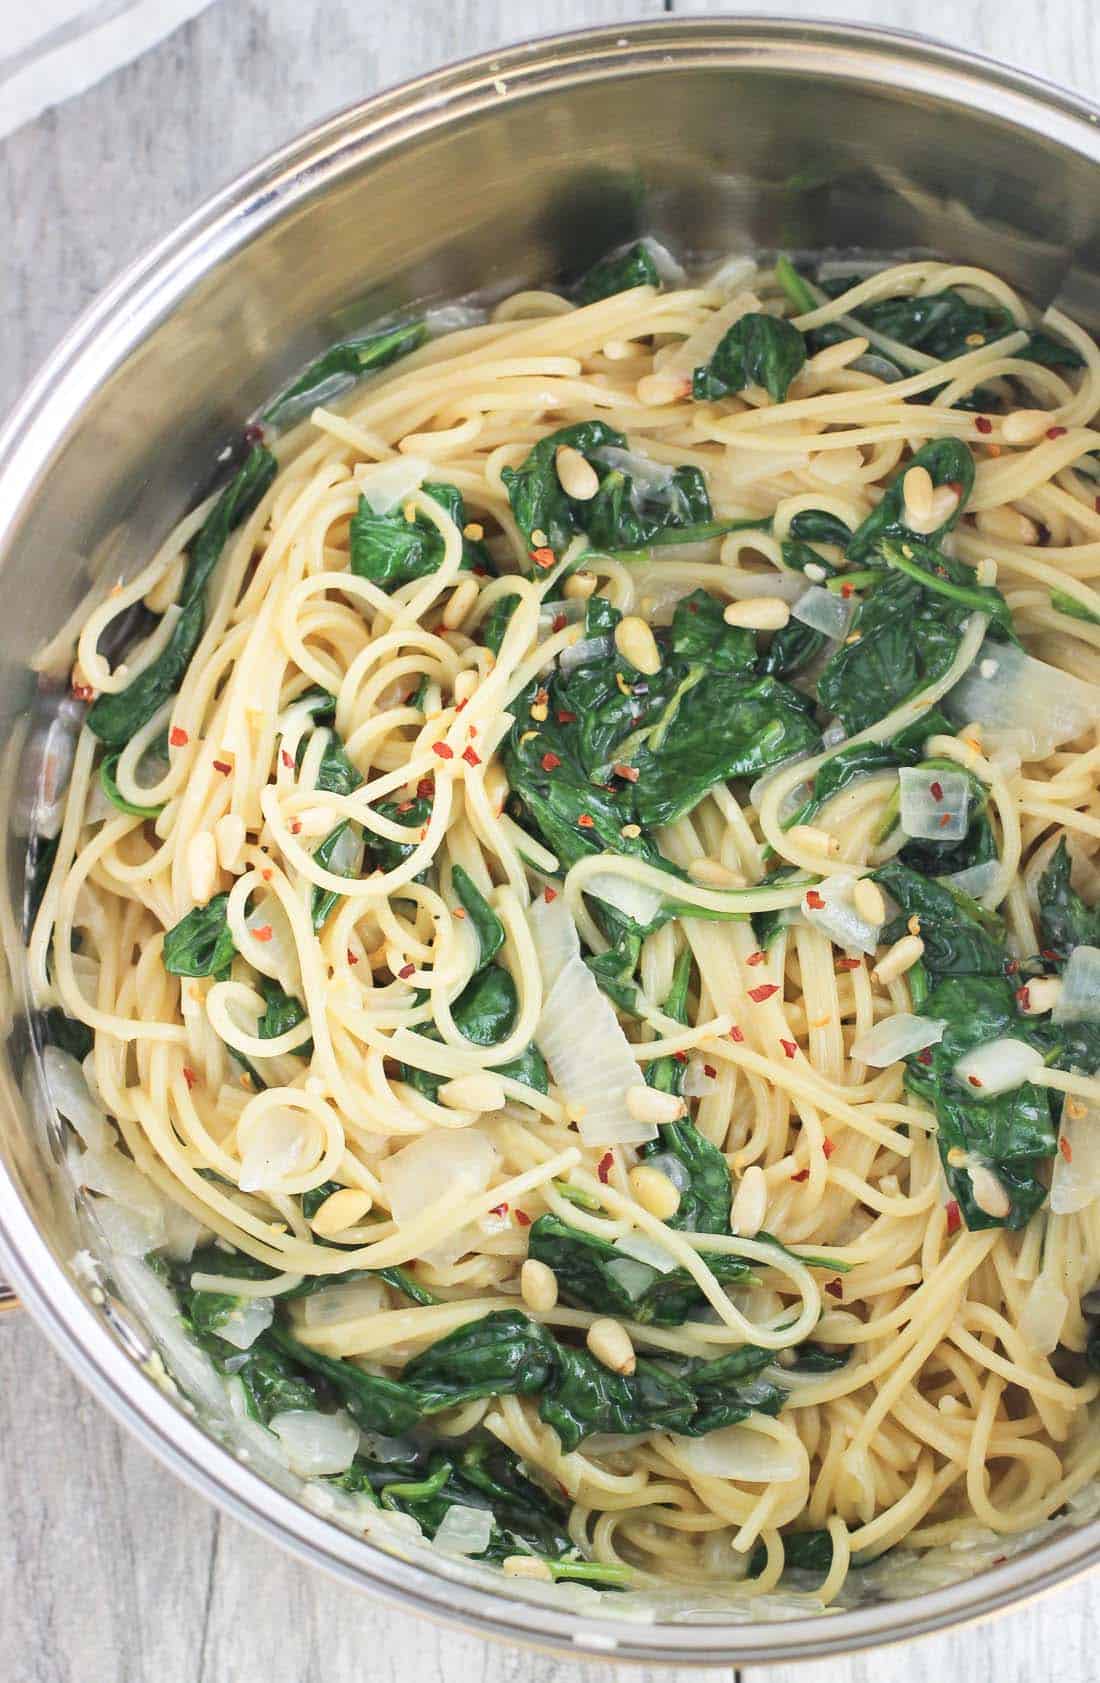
[3,16,1100,1663]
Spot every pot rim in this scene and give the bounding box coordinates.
[3,15,1100,1663]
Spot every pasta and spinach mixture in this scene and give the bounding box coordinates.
[30,243,1100,1602]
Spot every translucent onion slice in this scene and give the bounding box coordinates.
[639,236,688,287]
[379,1126,498,1223]
[268,1408,360,1477]
[791,585,852,641]
[357,455,432,515]
[671,1419,803,1482]
[1053,944,1100,1024]
[238,1109,313,1194]
[301,1277,389,1327]
[528,889,581,993]
[1018,1272,1070,1356]
[952,1037,1044,1096]
[943,858,1000,900]
[851,1013,947,1067]
[43,1045,114,1151]
[898,767,969,841]
[615,1233,678,1274]
[593,445,676,497]
[946,640,1100,759]
[432,1503,494,1557]
[682,1059,718,1097]
[559,634,611,675]
[538,955,656,1146]
[584,870,665,931]
[1051,1092,1100,1214]
[215,1297,275,1351]
[606,1257,658,1300]
[801,873,880,955]
[537,600,586,637]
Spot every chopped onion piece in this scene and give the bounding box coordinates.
[92,1197,164,1257]
[358,455,432,516]
[593,445,675,497]
[559,634,610,675]
[269,1407,359,1477]
[1053,944,1100,1024]
[1051,1092,1100,1214]
[943,859,1001,900]
[791,585,852,641]
[851,1014,947,1067]
[749,749,814,810]
[528,889,581,993]
[379,1126,498,1223]
[43,1045,114,1151]
[899,767,969,841]
[424,303,485,335]
[946,640,1100,759]
[537,599,586,636]
[323,822,364,879]
[639,236,687,287]
[584,870,665,931]
[683,1059,718,1097]
[1018,1271,1069,1356]
[432,1503,493,1557]
[801,873,880,955]
[302,1278,389,1327]
[821,720,847,749]
[615,1233,678,1274]
[644,1151,691,1193]
[607,1257,659,1300]
[953,1037,1044,1096]
[238,1109,312,1193]
[538,955,656,1145]
[216,1297,275,1351]
[671,1420,803,1482]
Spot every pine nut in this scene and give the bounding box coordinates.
[310,1186,373,1236]
[186,831,219,902]
[637,372,689,407]
[614,615,662,676]
[586,1316,636,1375]
[853,878,886,925]
[975,507,1039,545]
[453,668,479,706]
[462,521,484,542]
[906,483,959,535]
[438,1072,508,1113]
[555,445,600,501]
[214,813,246,873]
[626,1084,687,1125]
[1002,408,1052,446]
[787,823,839,856]
[969,1162,1010,1220]
[1019,976,1062,1015]
[628,1163,681,1220]
[563,569,598,601]
[520,1258,559,1312]
[806,336,869,373]
[809,447,864,485]
[872,934,925,984]
[730,1165,767,1237]
[723,597,791,631]
[502,1555,553,1581]
[902,465,934,524]
[688,857,746,889]
[442,576,479,631]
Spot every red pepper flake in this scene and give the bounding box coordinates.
[541,751,561,772]
[805,889,825,910]
[578,813,595,829]
[729,1025,745,1043]
[748,983,778,1003]
[946,480,964,498]
[462,745,482,767]
[1005,957,1020,976]
[182,1067,197,1090]
[791,1168,810,1182]
[455,698,468,713]
[453,907,466,919]
[1060,1135,1073,1163]
[212,759,232,775]
[975,416,993,435]
[530,547,555,569]
[417,777,434,800]
[432,741,453,760]
[673,1050,688,1064]
[260,868,273,883]
[398,962,415,980]
[1047,425,1067,439]
[169,726,189,748]
[946,1199,962,1235]
[780,1038,797,1059]
[515,1209,531,1227]
[289,819,302,835]
[746,950,765,967]
[703,1064,717,1079]
[917,1048,933,1066]
[835,957,861,972]
[613,762,639,783]
[488,1202,509,1219]
[597,1152,613,1184]
[396,800,414,814]
[1041,948,1059,963]
[825,1278,843,1299]
[280,749,294,769]
[557,709,577,724]
[930,780,944,801]
[822,1137,836,1158]
[71,682,96,702]
[243,422,266,446]
[968,1074,983,1088]
[253,925,273,942]
[543,886,558,903]
[938,812,952,828]
[840,581,854,599]
[347,949,359,965]
[552,613,567,634]
[1016,985,1032,1011]
[534,689,549,707]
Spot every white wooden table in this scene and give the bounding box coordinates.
[4,2,1100,1678]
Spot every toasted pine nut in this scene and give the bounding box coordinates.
[853,878,887,925]
[906,483,959,535]
[310,1187,373,1236]
[462,521,484,542]
[688,857,746,888]
[214,813,246,873]
[586,1316,636,1375]
[628,1163,681,1220]
[969,1162,1011,1219]
[442,576,479,631]
[809,446,864,486]
[807,335,869,374]
[144,554,185,614]
[637,371,689,407]
[731,1165,767,1237]
[787,823,839,855]
[563,569,598,601]
[975,506,1039,545]
[902,465,934,524]
[1019,976,1062,1015]
[438,1072,507,1113]
[723,596,791,631]
[873,934,925,984]
[502,1555,553,1581]
[626,1084,687,1125]
[1002,408,1053,446]
[186,831,218,903]
[520,1258,559,1312]
[453,668,479,705]
[555,444,600,501]
[614,615,662,676]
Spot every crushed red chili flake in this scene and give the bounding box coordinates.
[1041,948,1059,963]
[253,925,273,942]
[673,1050,688,1064]
[243,422,266,446]
[515,1209,531,1227]
[71,682,96,702]
[541,751,561,772]
[1016,985,1032,1011]
[578,813,595,828]
[212,759,232,775]
[462,746,481,766]
[398,963,415,980]
[169,726,189,748]
[917,1048,933,1065]
[822,1137,836,1158]
[1047,425,1068,439]
[780,1038,797,1059]
[552,614,567,633]
[396,799,414,814]
[729,1025,745,1043]
[417,777,434,800]
[746,949,765,967]
[946,1199,962,1235]
[280,749,294,769]
[703,1064,717,1078]
[432,741,454,760]
[289,819,302,835]
[748,983,778,1002]
[535,689,549,706]
[840,581,854,599]
[543,886,558,903]
[1060,1135,1073,1163]
[260,868,273,883]
[938,812,952,828]
[968,1074,983,1088]
[975,415,993,435]
[488,1202,509,1219]
[557,710,577,724]
[347,950,359,965]
[825,1279,843,1299]
[930,780,944,801]
[182,1067,197,1090]
[530,547,555,569]
[597,1152,613,1184]
[791,1168,810,1182]
[1005,957,1020,975]
[806,889,825,910]
[946,480,964,497]
[613,762,639,783]
[453,907,466,918]
[835,956,861,972]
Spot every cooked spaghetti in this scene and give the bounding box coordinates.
[29,246,1100,1603]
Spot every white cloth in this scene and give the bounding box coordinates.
[1,0,221,140]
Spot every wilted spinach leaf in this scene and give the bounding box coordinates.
[263,320,427,425]
[576,242,660,305]
[693,313,807,404]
